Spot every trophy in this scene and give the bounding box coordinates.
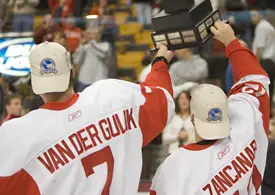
[151,0,223,52]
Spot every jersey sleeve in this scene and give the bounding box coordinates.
[84,59,175,147]
[0,121,40,195]
[139,60,175,147]
[226,39,270,135]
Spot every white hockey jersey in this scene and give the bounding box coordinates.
[150,40,270,195]
[0,60,175,195]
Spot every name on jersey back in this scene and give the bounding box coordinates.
[37,108,138,174]
[202,140,257,195]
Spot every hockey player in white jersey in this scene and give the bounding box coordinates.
[0,43,175,195]
[150,21,270,195]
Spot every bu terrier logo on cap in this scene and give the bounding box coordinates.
[207,108,222,122]
[40,58,57,75]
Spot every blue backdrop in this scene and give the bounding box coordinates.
[0,37,35,77]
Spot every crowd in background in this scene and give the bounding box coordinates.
[1,0,275,193]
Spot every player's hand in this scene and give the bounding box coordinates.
[156,44,174,62]
[210,21,236,47]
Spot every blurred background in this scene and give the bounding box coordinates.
[1,0,275,194]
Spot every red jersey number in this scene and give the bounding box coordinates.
[81,146,114,195]
[242,83,266,97]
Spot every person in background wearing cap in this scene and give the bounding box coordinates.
[150,21,270,195]
[0,42,175,195]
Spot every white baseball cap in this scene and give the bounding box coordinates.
[29,42,72,95]
[190,84,230,140]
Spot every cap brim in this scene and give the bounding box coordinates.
[194,116,230,140]
[31,72,70,95]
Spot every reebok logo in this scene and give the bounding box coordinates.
[218,146,230,160]
[68,110,81,122]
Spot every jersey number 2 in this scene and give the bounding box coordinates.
[81,146,114,195]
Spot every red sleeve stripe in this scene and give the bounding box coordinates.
[139,86,169,148]
[141,60,173,97]
[150,190,157,195]
[0,169,40,195]
[230,75,270,96]
[230,81,270,136]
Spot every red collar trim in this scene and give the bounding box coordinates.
[182,140,217,151]
[40,93,79,111]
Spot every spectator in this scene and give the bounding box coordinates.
[251,10,275,62]
[1,94,22,125]
[52,31,67,48]
[0,77,11,96]
[48,0,73,23]
[162,91,195,154]
[100,9,118,45]
[63,14,82,52]
[129,0,152,25]
[34,14,62,44]
[169,49,208,86]
[99,9,118,78]
[73,27,111,92]
[0,0,9,32]
[9,0,39,32]
[225,39,248,94]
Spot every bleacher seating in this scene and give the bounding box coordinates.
[114,11,130,24]
[134,30,154,48]
[119,22,142,35]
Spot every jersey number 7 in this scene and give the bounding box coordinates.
[81,146,115,195]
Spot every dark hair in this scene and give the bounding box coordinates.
[175,91,191,114]
[2,94,22,118]
[4,94,22,106]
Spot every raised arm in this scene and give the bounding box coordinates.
[139,45,175,147]
[211,21,268,86]
[140,45,174,96]
[211,21,270,135]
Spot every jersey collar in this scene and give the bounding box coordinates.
[182,140,217,151]
[40,93,79,111]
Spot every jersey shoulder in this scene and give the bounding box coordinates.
[151,149,191,192]
[229,75,269,127]
[80,79,145,108]
[158,149,190,176]
[0,110,46,175]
